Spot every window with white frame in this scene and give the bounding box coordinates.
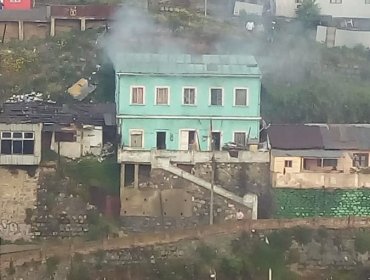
[234,88,248,106]
[210,88,223,106]
[234,132,246,146]
[9,0,22,3]
[0,131,35,155]
[130,130,143,148]
[131,87,144,104]
[330,0,342,3]
[156,87,169,105]
[183,88,196,105]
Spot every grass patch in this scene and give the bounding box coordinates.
[355,231,370,254]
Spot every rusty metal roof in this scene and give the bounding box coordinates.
[113,53,261,77]
[50,4,116,19]
[268,124,370,151]
[0,102,116,128]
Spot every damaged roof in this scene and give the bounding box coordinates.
[268,124,370,151]
[113,53,261,77]
[0,102,116,128]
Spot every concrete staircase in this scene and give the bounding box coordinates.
[153,157,258,219]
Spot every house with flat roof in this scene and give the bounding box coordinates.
[267,124,370,188]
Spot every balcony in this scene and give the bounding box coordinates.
[117,149,269,164]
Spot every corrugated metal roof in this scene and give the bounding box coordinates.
[268,124,370,151]
[113,53,261,76]
[272,149,343,158]
[267,124,324,150]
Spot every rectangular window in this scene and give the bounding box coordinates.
[183,88,196,105]
[156,87,169,105]
[210,88,223,106]
[234,132,246,146]
[55,131,76,142]
[0,132,35,155]
[131,87,144,104]
[323,159,338,168]
[130,131,143,148]
[234,88,248,106]
[330,0,342,3]
[9,0,22,3]
[353,153,369,168]
[284,160,293,168]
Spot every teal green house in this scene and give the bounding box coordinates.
[114,53,262,152]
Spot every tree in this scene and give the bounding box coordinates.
[296,0,320,27]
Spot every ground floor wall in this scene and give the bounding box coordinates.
[120,118,260,151]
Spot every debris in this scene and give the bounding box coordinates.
[67,78,97,101]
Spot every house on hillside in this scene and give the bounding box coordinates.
[112,53,267,223]
[273,0,370,19]
[0,102,116,164]
[267,124,370,188]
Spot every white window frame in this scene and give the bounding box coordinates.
[182,87,197,105]
[129,129,144,148]
[233,87,249,106]
[130,86,145,105]
[330,0,342,4]
[233,131,247,146]
[0,131,35,155]
[155,86,170,105]
[209,87,224,106]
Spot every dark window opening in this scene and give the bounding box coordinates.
[13,132,22,138]
[55,132,76,142]
[284,160,293,168]
[1,140,11,154]
[156,131,166,150]
[23,140,34,155]
[211,132,221,151]
[234,132,246,146]
[12,140,22,154]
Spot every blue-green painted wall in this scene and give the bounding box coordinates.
[116,75,261,150]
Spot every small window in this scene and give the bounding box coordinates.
[210,88,223,106]
[13,132,22,138]
[131,87,144,104]
[24,132,34,139]
[12,140,23,154]
[1,140,11,154]
[156,87,169,105]
[330,0,342,3]
[284,160,293,168]
[130,131,143,148]
[353,153,369,168]
[183,88,196,105]
[23,140,34,155]
[234,88,248,106]
[323,159,338,168]
[1,132,11,139]
[234,132,246,146]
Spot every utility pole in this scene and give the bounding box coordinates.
[204,0,207,17]
[209,119,214,225]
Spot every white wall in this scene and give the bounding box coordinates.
[50,125,103,159]
[275,0,370,18]
[316,25,370,48]
[234,1,263,16]
[0,123,42,165]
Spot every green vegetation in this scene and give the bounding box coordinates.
[46,256,60,278]
[355,231,370,254]
[274,189,370,218]
[296,0,320,27]
[67,254,90,280]
[64,157,120,195]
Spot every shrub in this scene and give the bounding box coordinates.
[46,256,60,277]
[355,231,370,254]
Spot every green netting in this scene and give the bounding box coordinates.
[274,189,370,218]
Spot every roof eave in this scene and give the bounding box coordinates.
[116,72,262,78]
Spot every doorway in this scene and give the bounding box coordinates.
[179,130,198,150]
[156,131,166,150]
[211,132,221,151]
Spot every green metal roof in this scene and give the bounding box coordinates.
[113,53,261,77]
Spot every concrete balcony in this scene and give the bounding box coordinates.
[272,171,370,188]
[118,149,269,164]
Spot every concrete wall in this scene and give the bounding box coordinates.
[0,167,39,242]
[0,123,42,165]
[272,172,370,188]
[317,25,370,48]
[233,1,263,16]
[118,149,269,164]
[275,0,370,18]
